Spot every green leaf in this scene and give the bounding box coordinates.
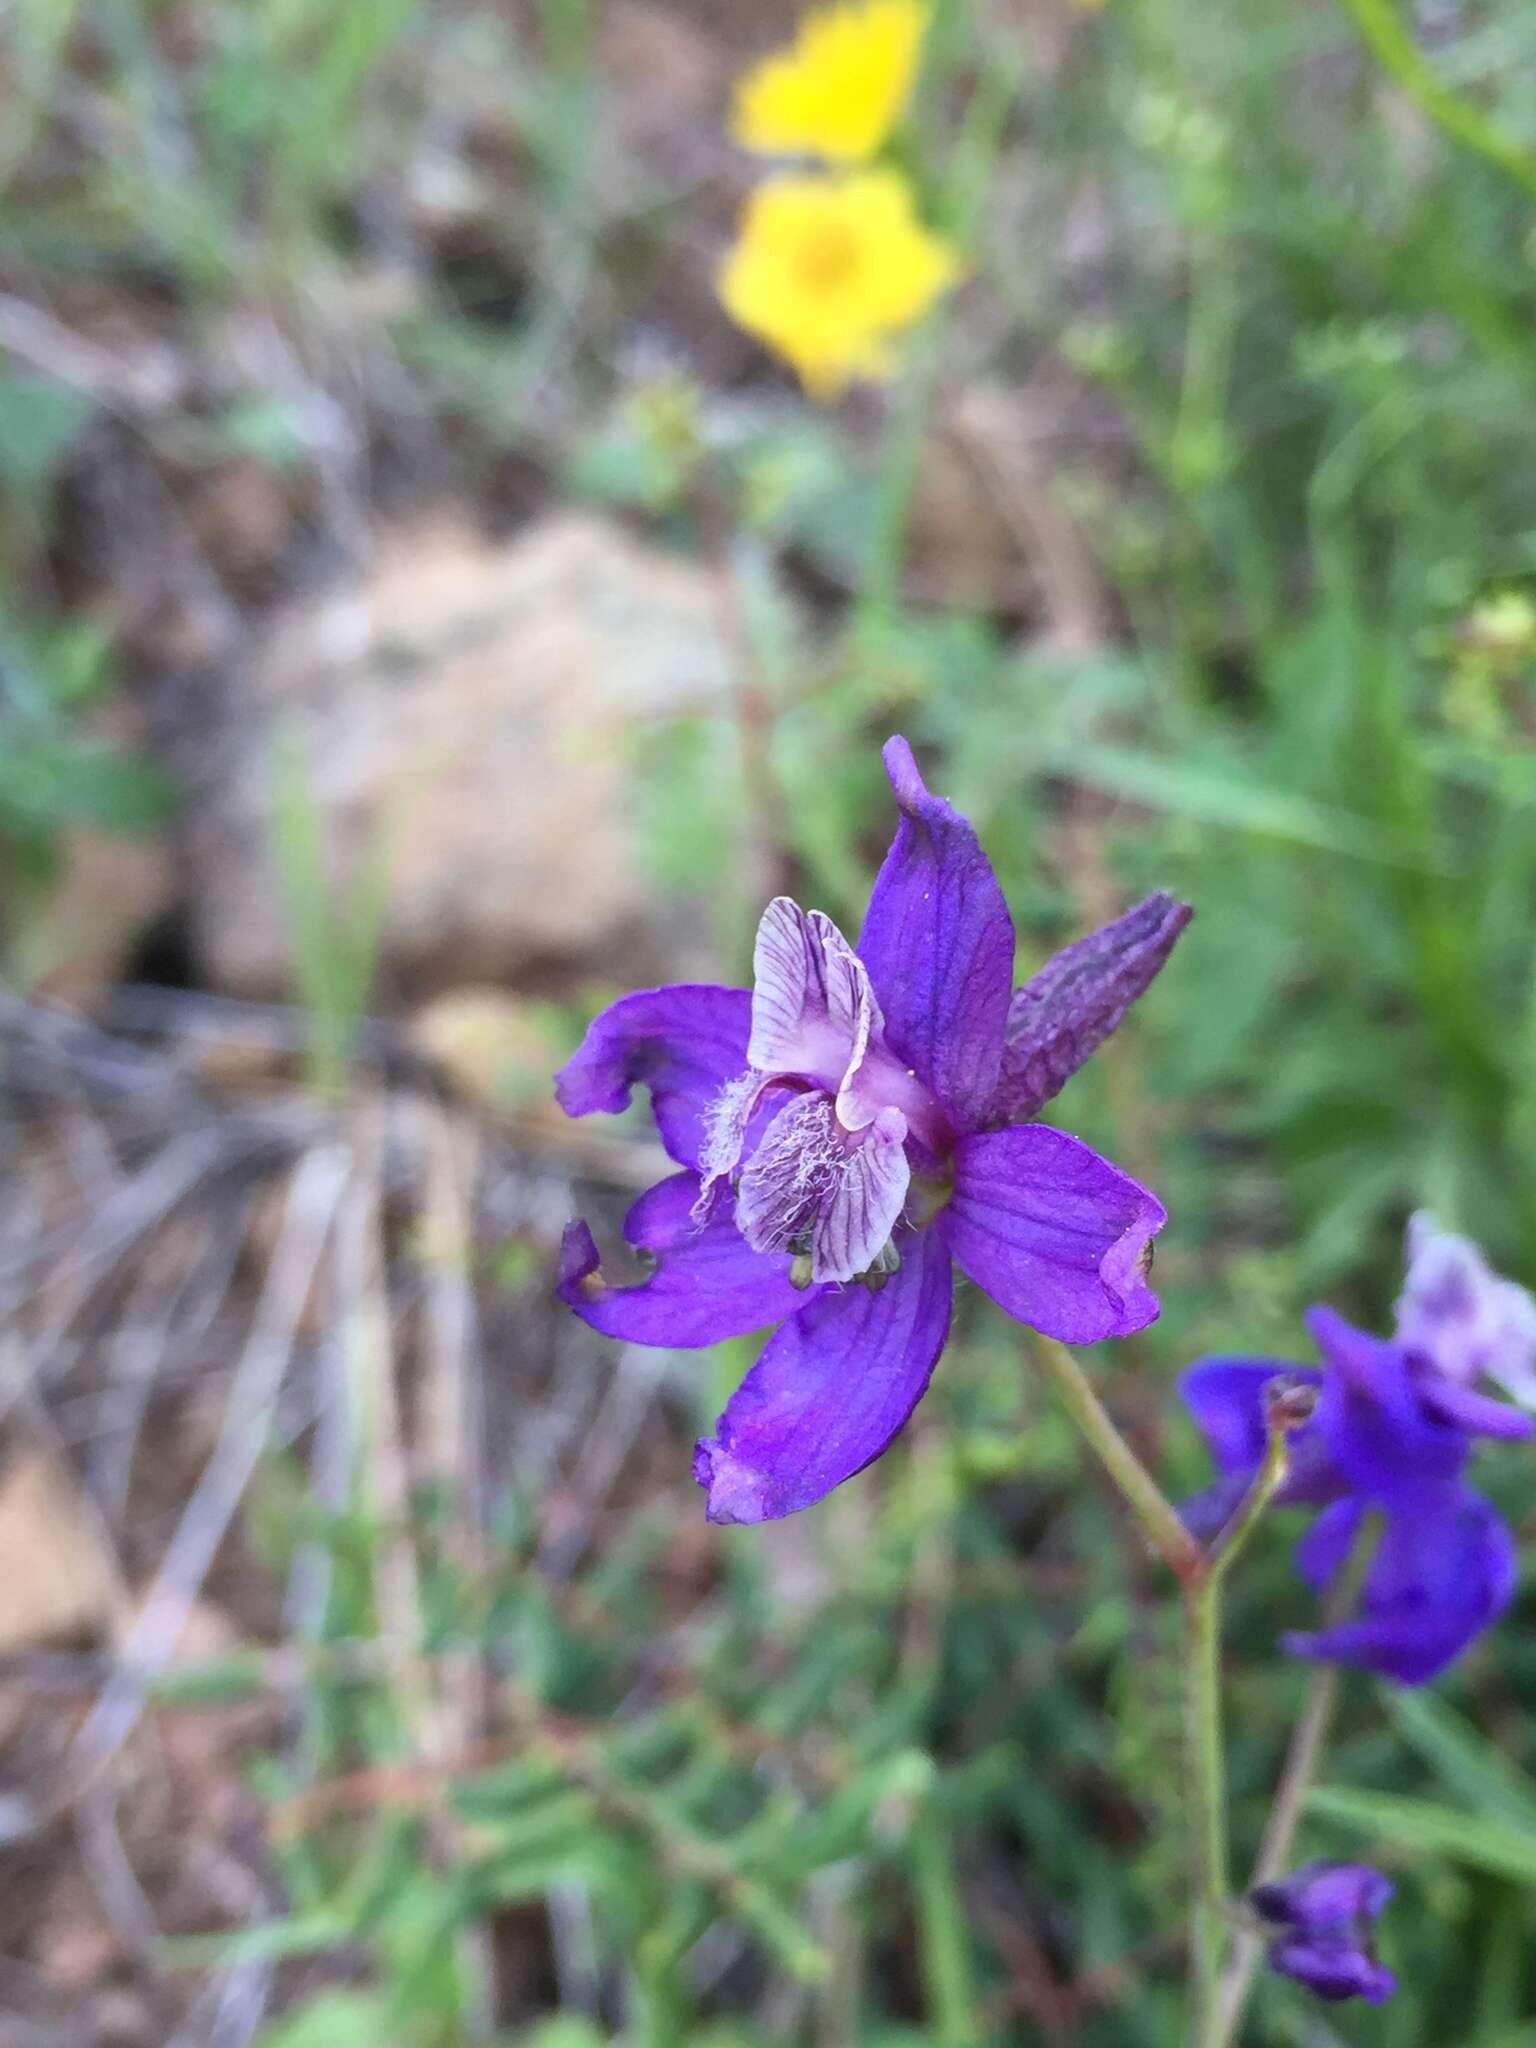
[1382,1689,1536,1837]
[254,1993,394,2048]
[0,372,93,484]
[50,746,171,830]
[165,1915,355,1968]
[1306,1786,1536,1885]
[522,2023,611,2048]
[1045,740,1448,869]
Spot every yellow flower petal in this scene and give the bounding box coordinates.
[732,1,930,166]
[718,170,961,400]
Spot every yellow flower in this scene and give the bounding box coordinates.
[731,1,930,166]
[719,170,960,400]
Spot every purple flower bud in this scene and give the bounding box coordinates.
[1251,1862,1396,2004]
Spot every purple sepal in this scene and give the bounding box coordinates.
[557,1173,814,1348]
[1284,1485,1516,1685]
[947,1123,1164,1343]
[1252,1862,1396,2005]
[856,737,1015,1133]
[994,893,1193,1121]
[693,1221,953,1524]
[554,985,752,1171]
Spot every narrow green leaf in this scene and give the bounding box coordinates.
[1307,1786,1536,1885]
[1046,740,1449,870]
[254,1992,394,2048]
[1383,1690,1536,1838]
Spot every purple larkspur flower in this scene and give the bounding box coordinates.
[1180,1232,1533,1683]
[555,736,1189,1524]
[1251,1862,1396,2005]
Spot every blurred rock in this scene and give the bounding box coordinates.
[32,1875,122,1995]
[182,456,297,586]
[30,825,175,1009]
[409,988,571,1132]
[0,1450,117,1653]
[184,512,743,999]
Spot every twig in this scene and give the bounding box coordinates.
[54,1143,351,1814]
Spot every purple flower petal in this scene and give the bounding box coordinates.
[735,1092,912,1285]
[693,1221,953,1523]
[1253,1863,1394,1929]
[555,985,752,1170]
[748,897,879,1102]
[1178,1358,1340,1507]
[1307,1307,1468,1492]
[812,1108,910,1283]
[1253,1861,1396,2005]
[1266,1939,1396,2004]
[1420,1378,1536,1440]
[1181,1360,1315,1475]
[994,893,1193,1121]
[558,1173,813,1348]
[1397,1211,1536,1406]
[1286,1485,1516,1685]
[947,1124,1164,1343]
[856,737,1015,1132]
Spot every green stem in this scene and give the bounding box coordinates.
[1184,1568,1228,2048]
[860,319,946,632]
[911,1803,982,2048]
[1028,1349,1307,2045]
[1185,1417,1293,2044]
[1206,1424,1290,1584]
[1210,1513,1382,2046]
[1028,1336,1205,1580]
[1336,0,1536,203]
[858,41,1023,632]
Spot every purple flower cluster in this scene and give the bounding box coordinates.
[1182,1215,1536,1684]
[1250,1862,1395,2004]
[556,737,1189,1524]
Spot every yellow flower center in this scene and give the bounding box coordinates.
[794,217,864,292]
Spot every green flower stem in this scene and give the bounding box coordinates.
[1336,0,1536,204]
[859,38,1024,631]
[1028,1336,1205,1581]
[1206,1424,1291,1584]
[1183,1423,1294,2047]
[1028,1342,1304,2047]
[1210,1512,1382,2047]
[1184,1567,1229,2048]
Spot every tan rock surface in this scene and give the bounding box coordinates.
[0,1450,118,1653]
[185,512,744,998]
